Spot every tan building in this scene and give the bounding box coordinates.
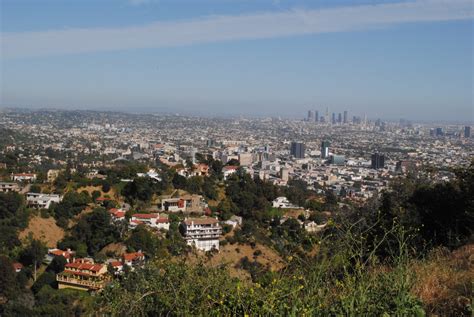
[0,182,20,193]
[160,194,206,213]
[57,259,109,291]
[238,153,253,166]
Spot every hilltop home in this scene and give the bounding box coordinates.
[108,208,126,222]
[180,217,222,252]
[160,194,206,213]
[11,173,37,182]
[272,197,300,209]
[0,182,20,193]
[122,252,145,268]
[26,192,62,209]
[57,259,110,291]
[129,213,170,230]
[45,248,75,264]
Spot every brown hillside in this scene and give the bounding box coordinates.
[19,216,64,248]
[186,242,285,281]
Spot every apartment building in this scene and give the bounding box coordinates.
[180,217,222,251]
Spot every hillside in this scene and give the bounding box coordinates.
[19,215,65,248]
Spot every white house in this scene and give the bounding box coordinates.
[304,221,328,233]
[222,166,239,180]
[122,252,145,268]
[26,192,62,209]
[11,173,37,182]
[181,217,222,252]
[129,213,170,230]
[272,197,300,209]
[0,182,20,193]
[224,215,243,228]
[136,169,162,182]
[108,208,126,222]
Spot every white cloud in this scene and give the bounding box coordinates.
[2,0,473,58]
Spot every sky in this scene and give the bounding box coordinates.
[1,0,473,121]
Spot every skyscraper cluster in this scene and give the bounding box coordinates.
[306,109,349,125]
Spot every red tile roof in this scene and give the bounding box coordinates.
[49,249,74,259]
[13,173,36,177]
[66,262,103,272]
[123,252,145,261]
[13,262,23,270]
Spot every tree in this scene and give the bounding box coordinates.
[29,184,41,193]
[202,178,218,200]
[126,225,164,257]
[20,239,47,281]
[172,174,187,190]
[0,192,24,219]
[0,225,21,254]
[0,255,18,299]
[64,208,120,256]
[91,190,101,202]
[186,176,203,194]
[47,255,66,274]
[122,178,155,204]
[31,271,56,294]
[102,181,111,193]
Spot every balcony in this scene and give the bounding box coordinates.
[57,274,108,290]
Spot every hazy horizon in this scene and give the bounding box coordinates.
[1,0,473,121]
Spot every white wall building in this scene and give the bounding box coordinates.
[11,173,37,182]
[181,217,222,251]
[26,192,62,209]
[272,197,300,209]
[0,182,20,193]
[129,213,170,230]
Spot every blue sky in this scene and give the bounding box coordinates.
[1,0,473,121]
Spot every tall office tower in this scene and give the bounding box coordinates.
[464,126,471,138]
[325,107,329,123]
[338,113,342,123]
[315,111,319,123]
[307,110,314,121]
[321,141,330,159]
[191,147,197,164]
[371,153,385,169]
[343,111,348,124]
[332,113,336,124]
[290,142,306,159]
[280,167,289,182]
[436,127,443,136]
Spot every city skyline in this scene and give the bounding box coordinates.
[1,0,473,121]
